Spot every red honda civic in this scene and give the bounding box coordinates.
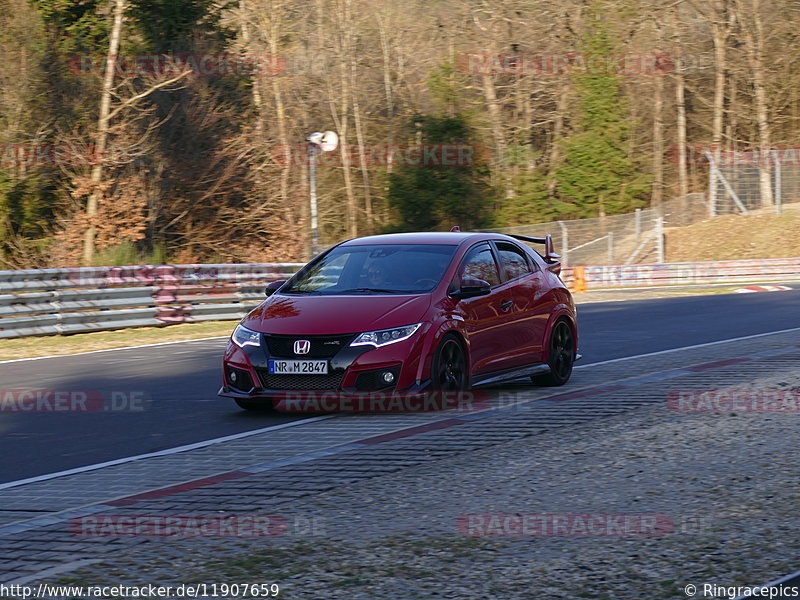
[220,231,578,411]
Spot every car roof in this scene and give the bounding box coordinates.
[340,232,505,246]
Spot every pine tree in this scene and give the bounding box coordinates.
[386,115,492,232]
[555,8,650,218]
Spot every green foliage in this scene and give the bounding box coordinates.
[386,115,493,232]
[427,63,471,115]
[127,0,234,52]
[495,169,575,227]
[0,175,59,238]
[91,240,169,266]
[554,7,650,218]
[34,0,111,54]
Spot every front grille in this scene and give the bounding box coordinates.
[257,370,346,391]
[265,334,354,358]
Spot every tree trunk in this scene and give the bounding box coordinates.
[547,84,569,195]
[330,0,357,238]
[709,0,731,161]
[239,0,264,137]
[741,0,773,206]
[673,19,689,199]
[350,56,373,231]
[651,30,665,207]
[82,0,125,266]
[269,36,291,211]
[481,70,512,200]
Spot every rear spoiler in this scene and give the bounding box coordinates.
[507,234,561,263]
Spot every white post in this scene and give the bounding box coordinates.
[707,152,717,217]
[634,208,641,241]
[308,144,320,256]
[657,216,665,263]
[558,221,569,267]
[607,232,614,264]
[773,150,782,217]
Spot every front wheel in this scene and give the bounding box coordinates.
[532,320,575,387]
[431,334,469,390]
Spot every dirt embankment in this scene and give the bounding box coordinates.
[665,213,800,262]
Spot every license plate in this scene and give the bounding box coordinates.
[268,359,328,375]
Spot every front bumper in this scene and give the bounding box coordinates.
[219,330,430,400]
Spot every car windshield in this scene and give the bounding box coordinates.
[282,244,457,295]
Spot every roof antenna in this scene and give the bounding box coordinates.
[450,226,461,232]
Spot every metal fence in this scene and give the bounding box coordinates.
[709,148,800,217]
[482,193,708,266]
[0,263,302,339]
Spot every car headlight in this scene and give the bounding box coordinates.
[351,323,423,348]
[231,324,261,348]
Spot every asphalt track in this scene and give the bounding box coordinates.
[1,285,799,484]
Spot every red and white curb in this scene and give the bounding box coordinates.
[734,285,793,293]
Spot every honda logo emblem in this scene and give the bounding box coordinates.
[293,339,311,355]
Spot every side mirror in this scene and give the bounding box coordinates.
[264,280,286,297]
[450,277,491,299]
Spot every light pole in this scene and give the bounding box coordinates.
[306,131,338,258]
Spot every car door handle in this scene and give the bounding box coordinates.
[499,299,513,312]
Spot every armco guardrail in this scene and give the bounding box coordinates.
[1,257,799,339]
[0,263,303,338]
[572,256,800,289]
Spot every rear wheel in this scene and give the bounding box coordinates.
[532,320,575,387]
[432,335,469,390]
[235,398,274,412]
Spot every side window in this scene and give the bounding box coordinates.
[456,244,501,287]
[495,241,533,281]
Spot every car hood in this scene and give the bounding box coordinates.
[242,293,432,335]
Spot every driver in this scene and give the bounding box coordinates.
[366,263,388,287]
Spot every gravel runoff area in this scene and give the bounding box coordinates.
[21,334,800,600]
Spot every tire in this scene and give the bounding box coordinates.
[235,398,274,412]
[532,320,575,387]
[431,334,469,390]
